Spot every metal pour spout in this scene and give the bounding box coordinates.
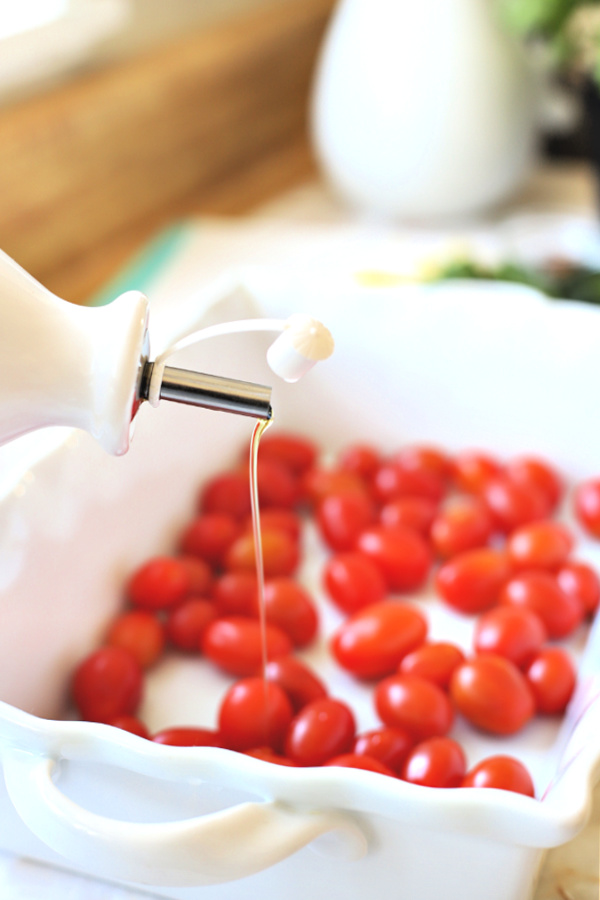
[139,361,272,421]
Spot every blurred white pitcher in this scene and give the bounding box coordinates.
[311,0,538,220]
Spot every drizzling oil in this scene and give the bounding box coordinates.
[249,416,273,684]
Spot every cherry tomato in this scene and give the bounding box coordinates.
[338,444,381,481]
[399,642,466,690]
[379,496,438,537]
[435,548,511,614]
[324,753,396,776]
[257,578,318,648]
[252,457,301,509]
[331,601,427,679]
[483,474,550,532]
[201,617,292,676]
[452,450,502,494]
[152,727,222,747]
[302,468,366,507]
[574,478,600,538]
[374,674,454,740]
[316,491,375,551]
[243,509,302,542]
[356,525,431,592]
[225,528,300,578]
[258,432,317,475]
[473,606,547,669]
[505,456,563,514]
[244,747,298,766]
[212,571,258,617]
[108,716,149,739]
[165,598,217,651]
[430,496,493,559]
[500,572,583,639]
[179,513,240,567]
[265,657,327,712]
[372,462,446,505]
[107,610,165,668]
[461,755,535,797]
[218,678,293,752]
[394,445,454,484]
[72,647,143,723]
[128,557,191,610]
[323,552,387,615]
[178,556,213,595]
[450,655,535,735]
[402,737,466,788]
[353,727,414,775]
[525,647,576,714]
[507,520,573,572]
[556,560,600,615]
[284,698,356,766]
[199,471,251,519]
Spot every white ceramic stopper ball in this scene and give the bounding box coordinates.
[267,315,334,382]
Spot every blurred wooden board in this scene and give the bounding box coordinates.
[0,0,333,303]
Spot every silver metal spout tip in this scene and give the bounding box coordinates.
[139,362,272,420]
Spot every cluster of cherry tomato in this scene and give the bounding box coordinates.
[71,433,600,798]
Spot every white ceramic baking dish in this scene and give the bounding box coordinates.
[1,269,600,900]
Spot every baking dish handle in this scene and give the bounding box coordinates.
[3,748,366,887]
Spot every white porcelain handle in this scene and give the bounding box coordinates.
[3,749,366,887]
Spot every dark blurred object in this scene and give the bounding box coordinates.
[434,257,600,305]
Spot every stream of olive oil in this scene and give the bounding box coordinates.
[249,417,273,687]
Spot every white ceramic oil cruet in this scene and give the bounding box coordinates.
[0,248,334,455]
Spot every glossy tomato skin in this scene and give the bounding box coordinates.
[574,478,600,538]
[394,445,454,484]
[218,678,293,752]
[317,491,375,551]
[372,462,446,505]
[152,727,222,747]
[435,548,511,614]
[356,525,431,592]
[72,647,143,723]
[399,642,466,690]
[525,647,576,714]
[430,496,493,559]
[338,444,381,481]
[244,747,298,766]
[473,606,547,669]
[324,753,396,776]
[242,509,302,542]
[285,698,356,767]
[224,528,300,578]
[353,727,414,775]
[302,468,366,507]
[178,557,213,596]
[179,514,240,567]
[331,601,427,679]
[201,616,291,676]
[482,475,549,533]
[374,674,454,741]
[461,755,535,796]
[199,472,251,519]
[257,579,318,648]
[108,716,149,739]
[128,557,191,610]
[265,657,327,712]
[165,598,217,652]
[557,561,600,615]
[452,450,502,495]
[500,572,584,639]
[505,456,563,514]
[212,571,258,617]
[323,552,387,615]
[258,432,317,475]
[107,610,165,668]
[450,655,535,735]
[507,520,573,572]
[253,457,301,509]
[379,497,438,537]
[401,737,466,788]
